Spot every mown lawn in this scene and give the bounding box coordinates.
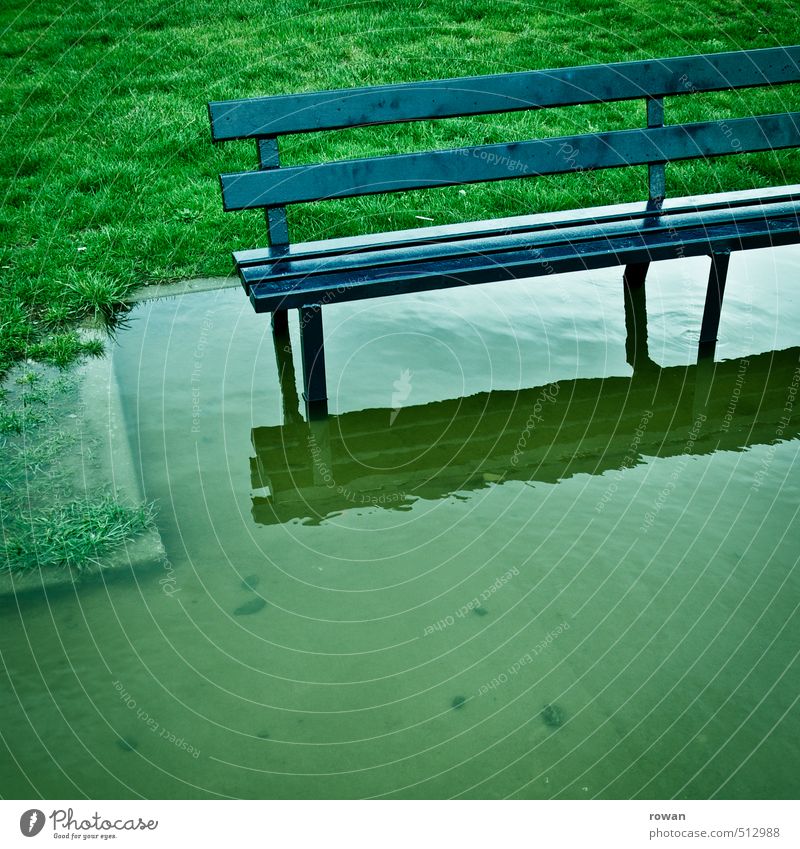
[1,0,799,372]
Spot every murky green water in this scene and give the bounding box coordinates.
[2,247,799,799]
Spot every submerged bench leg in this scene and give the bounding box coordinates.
[299,305,328,420]
[698,251,731,359]
[623,261,650,289]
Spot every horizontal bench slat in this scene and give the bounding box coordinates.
[221,113,800,210]
[239,198,800,290]
[209,46,800,140]
[248,214,800,311]
[233,185,800,268]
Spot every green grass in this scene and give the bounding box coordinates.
[0,364,156,574]
[2,496,156,573]
[1,0,799,373]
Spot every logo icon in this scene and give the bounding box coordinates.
[19,809,46,837]
[390,369,413,426]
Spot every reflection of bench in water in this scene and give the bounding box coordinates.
[250,347,800,526]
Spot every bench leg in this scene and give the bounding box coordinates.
[271,309,289,335]
[698,251,731,359]
[623,261,650,289]
[298,305,328,420]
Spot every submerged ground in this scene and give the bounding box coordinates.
[1,247,798,799]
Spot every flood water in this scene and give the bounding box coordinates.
[1,246,799,799]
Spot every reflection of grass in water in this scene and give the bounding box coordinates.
[0,365,155,574]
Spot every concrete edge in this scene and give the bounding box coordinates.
[0,335,168,600]
[128,276,239,304]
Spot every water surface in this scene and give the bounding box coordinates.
[2,247,799,799]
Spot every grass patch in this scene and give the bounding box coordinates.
[2,496,156,573]
[0,0,798,374]
[0,364,157,574]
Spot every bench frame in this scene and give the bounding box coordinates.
[209,46,800,418]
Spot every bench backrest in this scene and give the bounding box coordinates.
[209,46,800,245]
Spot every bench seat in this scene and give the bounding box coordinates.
[238,185,800,313]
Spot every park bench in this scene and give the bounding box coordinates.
[209,46,800,418]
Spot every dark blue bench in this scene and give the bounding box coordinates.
[209,46,800,418]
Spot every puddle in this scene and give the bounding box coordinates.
[1,247,799,799]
